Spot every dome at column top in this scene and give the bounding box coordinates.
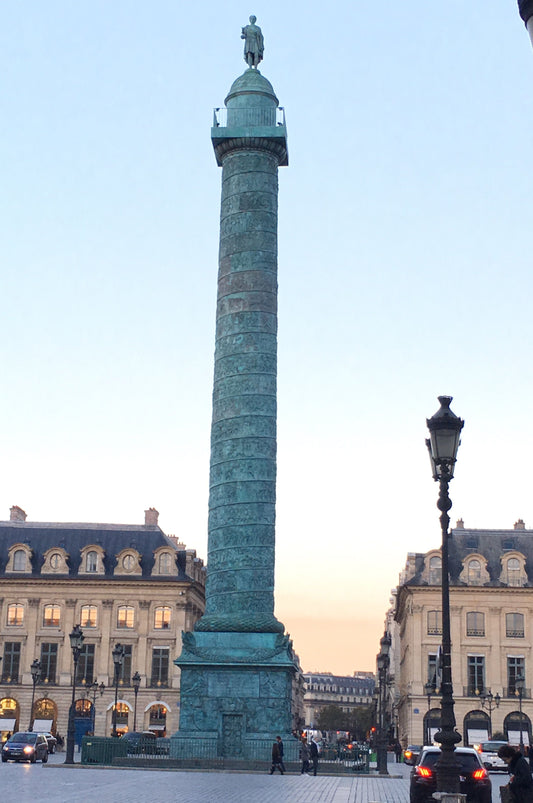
[225,69,278,107]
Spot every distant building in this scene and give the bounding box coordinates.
[393,519,533,748]
[0,506,205,742]
[303,671,375,727]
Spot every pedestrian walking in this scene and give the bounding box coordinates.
[394,741,403,763]
[276,735,286,772]
[269,738,284,774]
[498,744,533,802]
[309,738,319,776]
[299,737,310,774]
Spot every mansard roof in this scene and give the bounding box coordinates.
[0,519,194,581]
[401,526,533,588]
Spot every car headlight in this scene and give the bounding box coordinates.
[23,745,34,754]
[2,745,8,751]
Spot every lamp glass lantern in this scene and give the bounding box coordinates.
[426,396,464,480]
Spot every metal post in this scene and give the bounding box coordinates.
[132,671,141,732]
[111,644,124,738]
[29,659,41,729]
[426,396,464,795]
[516,677,525,753]
[65,625,84,764]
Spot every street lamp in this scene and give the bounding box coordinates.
[86,680,105,735]
[111,644,125,738]
[29,659,41,729]
[376,632,391,775]
[65,624,85,764]
[518,1,533,48]
[426,395,464,794]
[132,671,141,732]
[515,675,525,753]
[477,689,500,738]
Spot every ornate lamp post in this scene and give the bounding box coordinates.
[426,396,464,794]
[132,671,141,732]
[86,679,105,734]
[376,633,391,774]
[29,659,41,729]
[65,625,85,764]
[477,689,500,738]
[111,644,125,738]
[518,1,533,48]
[515,675,525,753]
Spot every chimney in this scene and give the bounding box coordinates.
[10,506,27,522]
[144,507,159,527]
[514,519,526,530]
[456,518,464,529]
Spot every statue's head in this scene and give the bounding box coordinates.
[249,15,257,24]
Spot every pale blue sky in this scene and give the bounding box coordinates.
[1,2,532,673]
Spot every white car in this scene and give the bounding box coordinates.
[476,740,508,771]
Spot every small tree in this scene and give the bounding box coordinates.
[316,704,373,741]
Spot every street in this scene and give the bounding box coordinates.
[0,752,510,802]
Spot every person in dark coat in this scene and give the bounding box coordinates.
[498,744,533,802]
[299,738,310,774]
[275,736,286,773]
[309,738,319,776]
[269,738,284,774]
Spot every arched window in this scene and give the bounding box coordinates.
[466,611,485,637]
[86,551,98,573]
[80,605,98,628]
[13,550,26,571]
[429,556,442,585]
[148,704,167,735]
[506,612,525,638]
[154,606,171,630]
[43,605,61,627]
[117,606,134,629]
[7,603,24,627]
[427,610,442,635]
[507,558,521,587]
[468,560,481,585]
[159,553,172,574]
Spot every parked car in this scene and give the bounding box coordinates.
[403,745,422,765]
[38,732,57,754]
[475,740,508,772]
[410,746,492,803]
[119,731,157,755]
[2,732,49,763]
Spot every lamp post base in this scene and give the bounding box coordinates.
[432,795,466,802]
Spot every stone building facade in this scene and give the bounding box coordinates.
[303,671,375,728]
[394,519,533,748]
[0,506,205,742]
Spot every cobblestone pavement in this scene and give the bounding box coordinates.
[0,754,509,802]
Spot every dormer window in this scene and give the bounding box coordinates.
[429,556,442,585]
[159,553,172,574]
[13,550,26,571]
[507,558,521,586]
[86,551,98,573]
[468,560,481,584]
[122,554,135,571]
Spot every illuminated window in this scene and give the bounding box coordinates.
[43,605,61,627]
[150,648,169,687]
[154,607,171,630]
[7,604,24,627]
[81,605,98,628]
[117,606,134,629]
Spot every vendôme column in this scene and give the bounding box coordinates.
[173,19,299,761]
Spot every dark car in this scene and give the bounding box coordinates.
[410,746,492,803]
[35,732,57,754]
[2,731,49,763]
[403,744,422,765]
[119,731,157,755]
